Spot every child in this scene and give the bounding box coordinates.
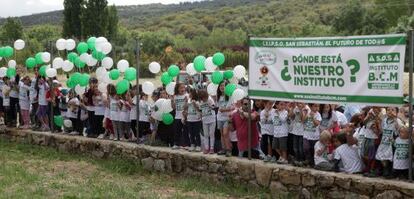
[376,107,402,178]
[67,90,82,135]
[289,102,307,166]
[260,100,275,162]
[109,85,121,140]
[2,77,11,127]
[333,132,363,174]
[9,76,20,127]
[272,101,289,164]
[199,89,216,154]
[362,106,382,177]
[319,104,337,132]
[46,80,62,132]
[59,89,69,133]
[36,77,50,131]
[393,127,410,179]
[138,91,151,142]
[93,88,106,138]
[104,84,115,140]
[119,92,132,141]
[30,74,40,129]
[172,83,189,149]
[314,130,334,171]
[303,103,322,167]
[183,88,202,152]
[216,82,234,156]
[18,76,31,129]
[0,77,4,126]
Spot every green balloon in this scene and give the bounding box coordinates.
[79,74,90,87]
[6,68,16,78]
[66,78,76,89]
[116,79,129,95]
[161,72,173,85]
[87,37,96,50]
[167,65,180,77]
[212,52,225,66]
[109,69,120,80]
[124,67,137,81]
[77,42,89,54]
[193,55,206,72]
[67,52,78,63]
[162,113,174,125]
[224,83,237,96]
[25,57,36,69]
[92,50,105,61]
[71,72,82,84]
[0,47,4,57]
[223,70,234,80]
[211,71,224,84]
[54,115,63,127]
[3,46,13,58]
[35,52,44,65]
[74,57,86,68]
[39,65,48,77]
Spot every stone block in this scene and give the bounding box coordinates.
[154,159,165,172]
[254,163,272,187]
[279,169,301,186]
[141,157,154,170]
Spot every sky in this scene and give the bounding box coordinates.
[0,0,198,18]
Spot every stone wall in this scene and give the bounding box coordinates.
[2,129,414,199]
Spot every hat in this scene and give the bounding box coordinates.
[60,88,68,96]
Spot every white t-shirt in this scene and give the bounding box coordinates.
[303,112,322,140]
[0,80,4,98]
[9,79,19,98]
[174,94,187,119]
[334,144,363,174]
[319,111,337,131]
[353,127,366,157]
[104,107,110,119]
[290,107,305,136]
[38,82,49,106]
[376,117,401,161]
[186,99,201,122]
[217,96,233,121]
[130,96,137,121]
[94,95,105,116]
[260,108,274,136]
[109,97,120,121]
[139,99,151,122]
[199,97,216,124]
[393,137,410,170]
[29,78,38,103]
[335,111,348,127]
[119,100,130,122]
[67,98,80,119]
[314,141,329,165]
[2,85,10,107]
[19,82,30,110]
[272,109,289,138]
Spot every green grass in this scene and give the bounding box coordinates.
[0,139,269,199]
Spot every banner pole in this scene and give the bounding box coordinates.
[135,38,140,143]
[49,40,55,134]
[247,35,252,160]
[408,30,413,182]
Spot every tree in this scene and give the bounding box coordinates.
[332,0,365,35]
[62,0,84,39]
[1,17,23,41]
[106,5,118,41]
[82,0,109,37]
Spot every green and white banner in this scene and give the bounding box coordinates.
[248,34,407,106]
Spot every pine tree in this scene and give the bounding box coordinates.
[1,17,23,41]
[82,0,108,37]
[62,0,84,39]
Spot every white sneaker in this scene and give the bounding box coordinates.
[172,145,179,150]
[195,146,201,152]
[69,131,79,136]
[82,131,87,137]
[109,134,114,140]
[189,145,195,152]
[277,158,288,164]
[97,134,105,139]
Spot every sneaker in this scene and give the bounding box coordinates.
[189,145,195,152]
[225,151,232,157]
[83,131,88,137]
[209,149,214,154]
[120,137,126,141]
[172,145,179,150]
[203,149,209,154]
[42,127,51,132]
[263,155,271,162]
[109,134,114,140]
[69,131,79,136]
[277,158,287,164]
[97,134,105,139]
[279,159,288,164]
[195,146,201,152]
[217,150,226,155]
[270,156,277,163]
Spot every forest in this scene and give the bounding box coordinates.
[0,0,413,77]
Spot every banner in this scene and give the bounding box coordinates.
[248,34,407,106]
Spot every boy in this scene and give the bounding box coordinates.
[333,133,363,174]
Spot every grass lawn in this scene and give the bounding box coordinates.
[0,139,269,199]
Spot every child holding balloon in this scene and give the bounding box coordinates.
[216,82,234,156]
[18,76,31,129]
[183,88,202,152]
[172,83,189,149]
[199,89,216,154]
[36,77,50,131]
[2,77,11,127]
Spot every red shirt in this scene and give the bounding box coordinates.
[46,88,62,101]
[232,111,260,151]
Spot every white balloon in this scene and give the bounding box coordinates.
[101,42,112,54]
[151,110,163,121]
[166,82,176,95]
[149,62,161,74]
[204,57,217,72]
[142,81,155,95]
[117,59,129,72]
[98,82,108,93]
[75,85,86,95]
[46,68,57,78]
[95,37,108,52]
[56,38,66,50]
[52,57,64,69]
[234,65,246,79]
[207,83,218,96]
[101,57,113,69]
[103,72,112,83]
[8,60,16,68]
[96,67,107,78]
[41,52,51,63]
[79,53,90,63]
[14,39,25,50]
[87,56,98,66]
[65,39,76,51]
[232,88,245,102]
[161,99,173,113]
[186,63,196,76]
[62,60,74,72]
[154,99,166,113]
[0,67,7,78]
[64,119,72,128]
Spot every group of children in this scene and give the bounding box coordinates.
[1,70,413,180]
